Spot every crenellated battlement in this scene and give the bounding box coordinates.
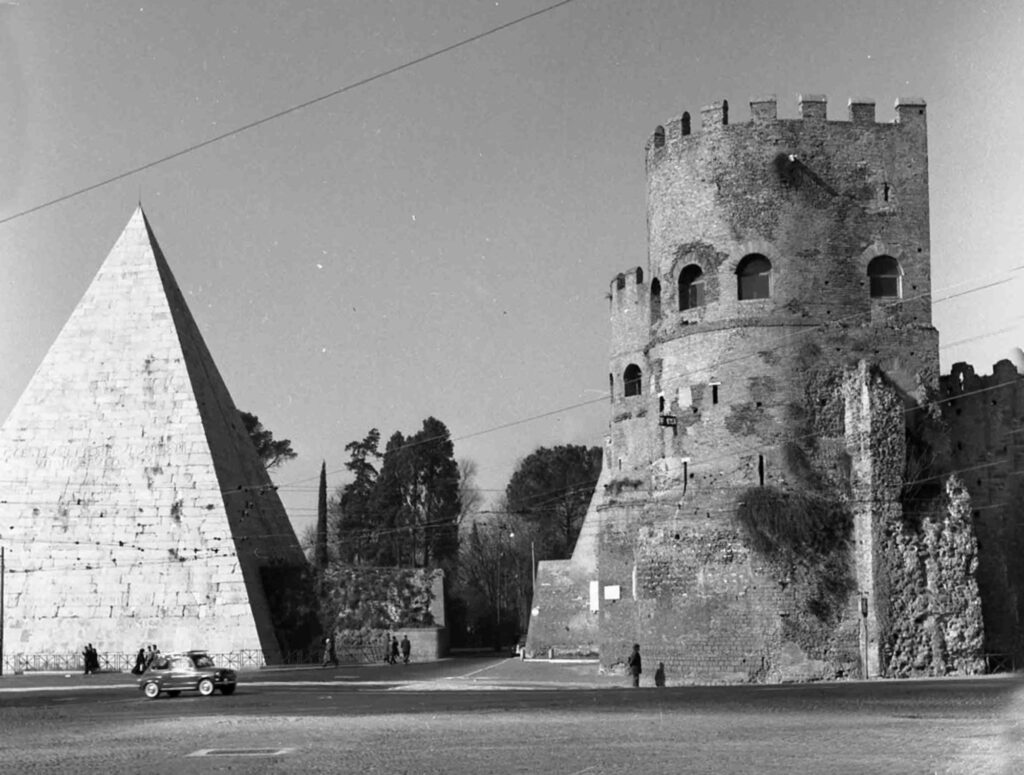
[646,94,927,156]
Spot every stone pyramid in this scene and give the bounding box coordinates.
[0,207,314,666]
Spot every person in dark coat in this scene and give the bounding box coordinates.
[132,647,147,675]
[654,662,666,687]
[389,636,400,665]
[400,635,411,664]
[627,643,642,687]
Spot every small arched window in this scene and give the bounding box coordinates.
[678,265,705,310]
[650,278,661,322]
[867,255,901,298]
[681,112,691,136]
[653,126,665,148]
[635,267,643,284]
[624,364,642,397]
[737,254,771,300]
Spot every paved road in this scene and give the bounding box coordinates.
[1,658,1022,774]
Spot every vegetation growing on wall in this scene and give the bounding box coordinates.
[734,486,855,659]
[320,566,436,632]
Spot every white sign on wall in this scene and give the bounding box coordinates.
[604,585,621,601]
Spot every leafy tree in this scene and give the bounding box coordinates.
[505,444,602,560]
[335,429,382,564]
[456,519,530,649]
[240,411,297,470]
[372,418,461,569]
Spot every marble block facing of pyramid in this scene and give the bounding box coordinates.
[0,207,313,664]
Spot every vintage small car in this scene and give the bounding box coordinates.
[138,651,237,699]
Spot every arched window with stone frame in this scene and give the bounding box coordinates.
[623,364,642,397]
[867,255,902,299]
[737,254,772,300]
[678,264,705,310]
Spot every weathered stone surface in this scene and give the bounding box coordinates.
[528,94,986,682]
[0,208,311,665]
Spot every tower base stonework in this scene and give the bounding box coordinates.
[0,208,319,668]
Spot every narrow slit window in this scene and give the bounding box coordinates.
[650,278,662,323]
[758,455,765,486]
[683,461,688,495]
[712,384,719,404]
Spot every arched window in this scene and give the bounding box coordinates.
[624,364,642,397]
[650,278,661,322]
[681,111,691,136]
[678,265,705,310]
[635,267,643,284]
[867,255,901,298]
[737,254,771,300]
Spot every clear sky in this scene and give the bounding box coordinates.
[1,1,1021,535]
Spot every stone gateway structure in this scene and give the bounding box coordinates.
[0,208,315,668]
[526,95,992,681]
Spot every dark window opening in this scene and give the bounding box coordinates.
[635,267,644,284]
[659,395,665,413]
[678,264,705,310]
[609,373,614,402]
[738,254,771,300]
[650,278,662,322]
[712,384,719,404]
[624,364,642,397]
[868,255,901,298]
[654,126,665,148]
[883,182,890,202]
[758,455,765,486]
[683,461,688,494]
[616,273,626,290]
[681,112,691,136]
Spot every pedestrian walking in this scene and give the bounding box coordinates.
[400,635,411,664]
[322,636,338,668]
[627,643,642,687]
[654,662,666,687]
[389,636,400,665]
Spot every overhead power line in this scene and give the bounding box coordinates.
[0,0,582,227]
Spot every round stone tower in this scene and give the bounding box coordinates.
[599,94,946,682]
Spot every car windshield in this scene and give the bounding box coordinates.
[192,655,215,668]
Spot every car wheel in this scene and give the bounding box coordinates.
[166,691,181,698]
[143,682,161,699]
[220,685,236,696]
[198,678,215,697]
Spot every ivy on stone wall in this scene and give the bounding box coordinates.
[320,565,436,632]
[735,485,856,661]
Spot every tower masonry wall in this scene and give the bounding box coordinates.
[645,95,931,337]
[941,360,1024,660]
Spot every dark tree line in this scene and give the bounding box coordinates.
[333,417,461,572]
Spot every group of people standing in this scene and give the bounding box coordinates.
[131,644,160,675]
[320,634,413,667]
[387,635,411,665]
[81,643,100,675]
